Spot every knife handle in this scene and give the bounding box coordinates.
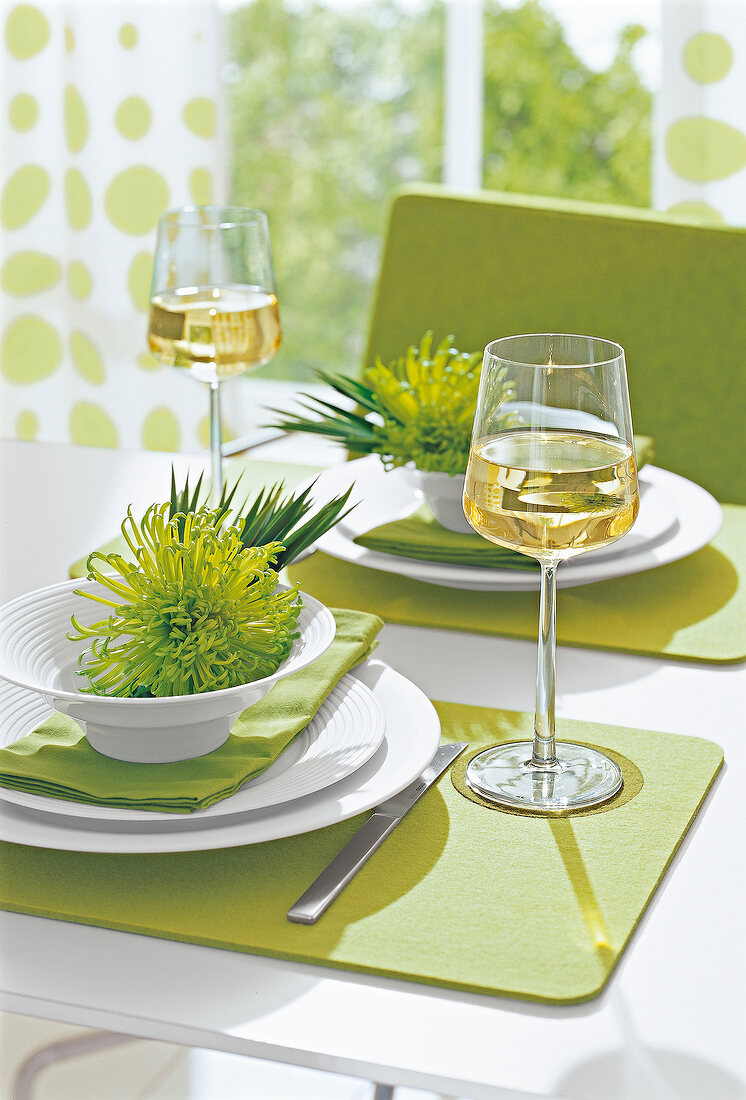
[287,812,396,924]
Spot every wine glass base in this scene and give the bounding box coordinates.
[465,741,622,813]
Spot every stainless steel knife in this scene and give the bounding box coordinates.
[286,742,468,924]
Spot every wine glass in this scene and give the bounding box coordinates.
[462,333,639,812]
[148,205,281,503]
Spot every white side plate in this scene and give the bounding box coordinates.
[313,456,723,591]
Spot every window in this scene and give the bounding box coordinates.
[223,0,659,382]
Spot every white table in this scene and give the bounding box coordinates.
[1,439,744,1100]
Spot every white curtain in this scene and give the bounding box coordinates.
[0,0,228,450]
[653,0,746,225]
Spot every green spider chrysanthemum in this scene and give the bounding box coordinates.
[69,504,301,698]
[367,334,482,474]
[376,404,474,475]
[268,331,516,477]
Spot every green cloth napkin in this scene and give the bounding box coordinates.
[354,435,656,569]
[355,504,538,568]
[0,609,382,814]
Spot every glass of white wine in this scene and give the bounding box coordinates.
[463,333,639,812]
[148,205,281,502]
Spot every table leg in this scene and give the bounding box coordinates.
[372,1085,395,1100]
[11,1031,136,1100]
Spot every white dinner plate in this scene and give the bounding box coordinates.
[0,660,441,852]
[0,673,385,822]
[313,456,723,591]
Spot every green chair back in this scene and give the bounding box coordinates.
[363,186,746,504]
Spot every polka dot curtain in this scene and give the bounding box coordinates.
[654,0,746,225]
[1,0,228,451]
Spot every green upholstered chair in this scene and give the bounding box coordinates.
[362,186,746,504]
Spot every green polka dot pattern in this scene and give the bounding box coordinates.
[137,351,162,372]
[661,13,745,225]
[118,23,138,49]
[5,4,49,59]
[2,4,224,450]
[115,96,152,141]
[69,402,119,448]
[189,167,213,204]
[127,252,153,312]
[1,165,50,228]
[64,85,88,152]
[70,330,104,384]
[684,32,733,84]
[2,316,61,383]
[67,260,92,299]
[666,199,725,225]
[198,414,235,450]
[183,97,216,138]
[666,117,746,183]
[2,251,60,295]
[15,409,38,440]
[143,406,181,451]
[64,168,92,229]
[105,166,169,235]
[9,92,38,131]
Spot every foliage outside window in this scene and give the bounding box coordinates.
[482,4,650,205]
[226,0,651,381]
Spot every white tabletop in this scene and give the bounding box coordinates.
[0,438,744,1100]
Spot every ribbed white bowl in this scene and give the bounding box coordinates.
[0,578,336,763]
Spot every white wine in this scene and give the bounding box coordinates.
[148,284,281,383]
[463,429,639,559]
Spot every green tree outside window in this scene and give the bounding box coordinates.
[226,0,651,381]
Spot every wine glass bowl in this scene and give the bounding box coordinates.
[148,206,281,498]
[148,284,280,384]
[464,429,639,559]
[462,333,639,812]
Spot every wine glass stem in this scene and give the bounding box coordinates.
[209,380,223,506]
[533,560,558,767]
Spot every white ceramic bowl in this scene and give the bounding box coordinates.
[0,578,336,763]
[399,467,471,534]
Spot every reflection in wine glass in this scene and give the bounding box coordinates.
[148,206,281,502]
[463,333,640,812]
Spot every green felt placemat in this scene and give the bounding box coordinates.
[286,505,746,665]
[0,704,723,1005]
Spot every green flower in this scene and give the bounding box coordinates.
[267,331,516,477]
[69,505,301,698]
[367,332,482,474]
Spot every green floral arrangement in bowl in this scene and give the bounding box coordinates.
[71,509,300,699]
[70,472,353,700]
[269,331,513,477]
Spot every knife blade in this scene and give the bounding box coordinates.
[286,742,468,924]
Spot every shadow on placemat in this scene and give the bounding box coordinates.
[450,738,647,977]
[0,791,450,949]
[560,543,738,652]
[288,505,745,663]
